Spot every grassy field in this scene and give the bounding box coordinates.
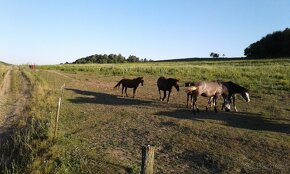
[0,63,9,85]
[1,59,290,173]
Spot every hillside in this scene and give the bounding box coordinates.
[0,61,9,65]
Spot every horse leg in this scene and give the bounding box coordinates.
[121,86,125,97]
[233,95,238,112]
[186,93,189,108]
[192,96,199,113]
[167,90,171,103]
[213,96,218,112]
[159,89,162,101]
[162,91,166,101]
[190,94,193,109]
[206,96,213,111]
[133,88,136,98]
[125,87,128,97]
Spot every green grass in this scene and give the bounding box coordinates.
[1,59,290,173]
[35,59,290,173]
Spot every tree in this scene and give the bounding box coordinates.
[244,28,290,58]
[210,52,219,58]
[127,55,140,62]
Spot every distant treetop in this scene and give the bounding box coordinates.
[244,28,290,58]
[71,54,150,64]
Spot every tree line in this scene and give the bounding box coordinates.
[244,28,290,58]
[72,54,152,64]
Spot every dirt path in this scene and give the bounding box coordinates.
[0,67,30,131]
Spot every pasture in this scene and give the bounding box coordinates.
[1,59,290,173]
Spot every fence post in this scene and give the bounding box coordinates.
[60,83,65,101]
[141,145,155,174]
[53,97,62,141]
[53,84,65,141]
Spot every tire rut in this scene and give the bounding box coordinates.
[0,68,30,132]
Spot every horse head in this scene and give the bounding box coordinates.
[173,79,180,91]
[227,81,250,102]
[241,89,250,102]
[138,77,144,86]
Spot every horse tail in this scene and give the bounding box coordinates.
[114,80,123,88]
[185,86,197,93]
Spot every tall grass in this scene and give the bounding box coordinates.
[0,64,9,85]
[0,68,59,173]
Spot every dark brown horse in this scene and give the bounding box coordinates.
[114,77,144,98]
[157,77,180,102]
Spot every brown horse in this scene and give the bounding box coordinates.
[186,81,250,112]
[185,81,218,110]
[114,77,144,98]
[157,77,180,102]
[185,81,230,112]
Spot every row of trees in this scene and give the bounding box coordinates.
[244,28,290,58]
[72,54,151,64]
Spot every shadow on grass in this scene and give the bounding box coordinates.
[155,109,290,134]
[66,88,155,106]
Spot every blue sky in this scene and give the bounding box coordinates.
[0,0,290,65]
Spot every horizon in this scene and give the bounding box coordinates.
[1,0,290,65]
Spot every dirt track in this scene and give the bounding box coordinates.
[0,67,30,131]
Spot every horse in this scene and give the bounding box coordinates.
[185,82,216,110]
[221,81,250,112]
[185,81,230,113]
[157,77,180,103]
[185,81,250,113]
[114,77,144,98]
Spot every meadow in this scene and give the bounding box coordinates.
[1,58,290,173]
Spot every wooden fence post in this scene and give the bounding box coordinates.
[53,84,65,141]
[53,97,62,141]
[141,145,155,174]
[60,83,65,102]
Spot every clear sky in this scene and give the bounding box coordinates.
[1,0,290,65]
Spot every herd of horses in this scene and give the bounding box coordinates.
[114,76,250,113]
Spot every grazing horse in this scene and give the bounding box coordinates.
[222,81,250,112]
[185,82,216,110]
[185,81,230,113]
[157,77,180,102]
[114,77,144,98]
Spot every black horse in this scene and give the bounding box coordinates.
[114,77,144,98]
[157,77,180,103]
[222,81,250,112]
